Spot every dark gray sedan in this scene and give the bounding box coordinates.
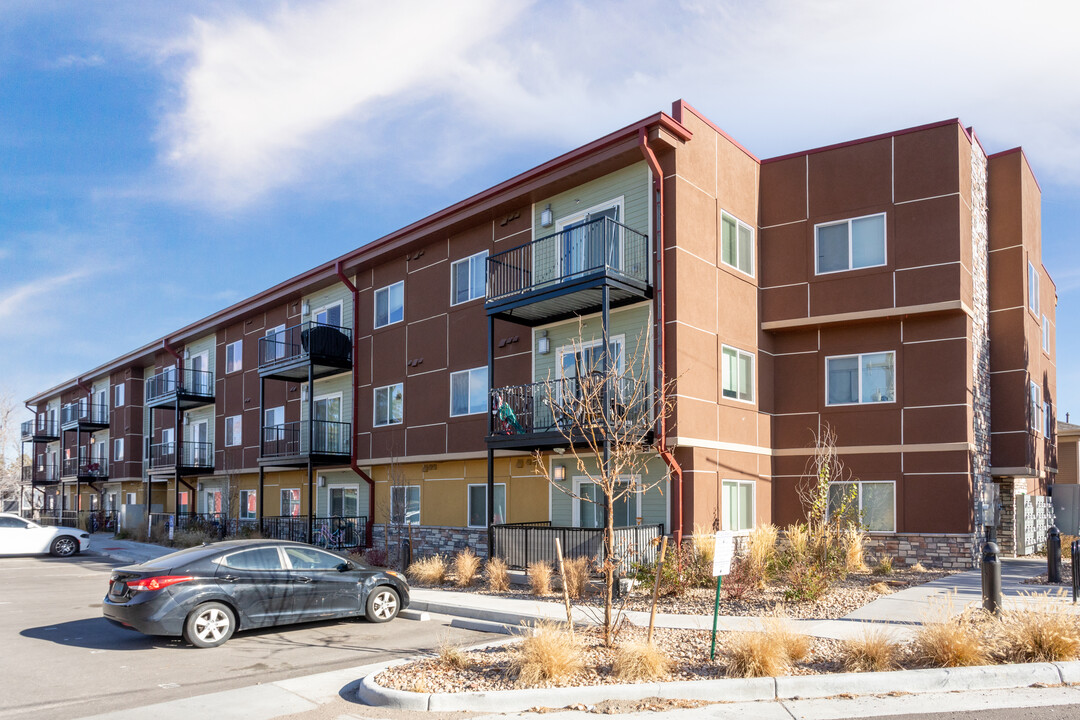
[102,539,409,647]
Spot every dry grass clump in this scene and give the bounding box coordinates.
[453,548,482,588]
[485,557,510,593]
[842,627,901,672]
[913,618,991,667]
[746,523,779,583]
[407,554,447,586]
[561,556,592,600]
[723,618,808,678]
[611,641,672,681]
[509,621,582,686]
[692,523,715,565]
[997,602,1080,663]
[784,523,811,563]
[843,529,868,573]
[765,617,809,662]
[528,561,553,596]
[436,637,470,670]
[172,529,218,548]
[911,561,929,573]
[869,582,893,595]
[872,555,894,576]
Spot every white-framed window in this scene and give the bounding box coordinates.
[313,301,343,327]
[225,340,243,373]
[450,367,488,417]
[720,211,754,277]
[114,384,125,407]
[374,281,404,328]
[113,438,124,462]
[721,345,754,403]
[556,336,625,381]
[329,485,360,516]
[1042,316,1050,353]
[467,483,506,527]
[125,492,136,505]
[826,352,896,406]
[1029,262,1040,314]
[451,251,488,305]
[225,415,242,447]
[390,485,420,525]
[722,479,755,532]
[177,491,190,514]
[239,489,257,520]
[162,427,175,447]
[573,476,640,528]
[815,212,886,274]
[828,481,895,532]
[374,383,404,426]
[265,324,286,361]
[264,406,284,429]
[554,198,624,277]
[1031,381,1042,433]
[280,488,301,517]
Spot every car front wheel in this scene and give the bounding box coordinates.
[183,602,236,648]
[365,586,400,623]
[50,536,78,558]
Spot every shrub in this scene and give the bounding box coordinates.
[784,523,811,565]
[724,631,791,678]
[913,619,991,667]
[611,641,671,681]
[453,548,482,588]
[764,617,809,662]
[362,547,389,567]
[692,523,715,565]
[632,541,713,598]
[437,638,470,670]
[842,627,900,672]
[746,524,779,584]
[872,556,894,576]
[869,582,893,595]
[910,561,929,573]
[843,529,868,573]
[561,556,592,600]
[723,557,754,601]
[407,555,447,586]
[528,561,553,596]
[172,529,217,548]
[509,620,582,686]
[784,560,830,602]
[997,603,1080,663]
[486,557,510,593]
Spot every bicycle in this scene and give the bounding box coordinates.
[312,518,346,549]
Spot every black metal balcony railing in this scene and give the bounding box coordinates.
[260,420,352,459]
[145,367,214,404]
[258,321,353,369]
[21,465,31,482]
[487,216,649,304]
[61,457,108,479]
[60,402,109,427]
[34,464,59,483]
[148,441,214,471]
[20,420,33,439]
[490,376,649,438]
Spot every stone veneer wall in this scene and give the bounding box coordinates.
[970,140,992,566]
[371,524,489,560]
[864,533,977,569]
[999,479,1017,555]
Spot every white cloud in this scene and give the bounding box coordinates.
[50,53,105,69]
[0,269,91,320]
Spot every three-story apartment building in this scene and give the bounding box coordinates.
[21,100,1057,566]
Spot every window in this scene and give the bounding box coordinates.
[114,384,125,407]
[826,352,896,405]
[467,483,506,527]
[574,477,639,528]
[815,213,886,274]
[281,489,301,517]
[828,481,895,532]
[1031,381,1042,433]
[225,415,242,447]
[222,547,282,571]
[264,406,284,429]
[450,367,488,416]
[374,383,404,426]
[1029,262,1040,314]
[451,251,487,305]
[329,486,360,516]
[374,281,404,328]
[720,211,754,276]
[113,438,124,462]
[721,345,754,402]
[239,489,257,520]
[125,492,136,505]
[314,302,342,327]
[556,337,625,380]
[203,489,222,513]
[225,340,243,373]
[162,427,174,447]
[285,546,343,571]
[722,480,755,531]
[265,324,286,361]
[1042,316,1050,353]
[178,491,190,514]
[391,485,420,525]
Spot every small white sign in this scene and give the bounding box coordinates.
[712,531,736,577]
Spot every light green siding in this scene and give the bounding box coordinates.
[304,281,353,330]
[533,303,652,384]
[549,454,668,528]
[315,469,370,517]
[301,371,352,453]
[183,405,215,447]
[185,334,216,378]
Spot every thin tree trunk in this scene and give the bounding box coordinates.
[604,497,614,645]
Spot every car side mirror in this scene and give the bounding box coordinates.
[336,562,350,573]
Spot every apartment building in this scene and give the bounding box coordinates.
[20,100,1057,566]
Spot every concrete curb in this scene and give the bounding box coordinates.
[356,659,1080,713]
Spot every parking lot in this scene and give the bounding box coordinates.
[0,553,495,720]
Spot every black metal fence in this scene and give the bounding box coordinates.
[146,513,367,550]
[36,510,80,528]
[490,376,649,437]
[260,420,351,458]
[145,367,214,403]
[492,521,664,570]
[487,216,649,303]
[148,441,214,470]
[258,321,352,369]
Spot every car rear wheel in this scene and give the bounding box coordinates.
[365,586,400,623]
[50,536,78,558]
[183,602,236,648]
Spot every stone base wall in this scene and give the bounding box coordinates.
[863,533,978,570]
[370,524,488,563]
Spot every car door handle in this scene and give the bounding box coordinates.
[220,574,239,582]
[296,576,314,584]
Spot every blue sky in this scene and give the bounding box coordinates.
[2,0,1079,425]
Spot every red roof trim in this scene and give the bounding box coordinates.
[761,118,969,165]
[671,99,760,163]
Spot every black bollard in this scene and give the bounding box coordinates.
[1048,525,1062,584]
[1073,539,1080,604]
[982,541,1002,616]
[400,538,412,573]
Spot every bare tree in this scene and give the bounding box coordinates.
[797,423,860,563]
[0,391,26,512]
[531,328,673,645]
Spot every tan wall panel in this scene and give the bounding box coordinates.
[670,322,718,403]
[670,248,718,333]
[671,176,718,263]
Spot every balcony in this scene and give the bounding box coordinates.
[24,463,59,485]
[487,376,651,450]
[60,402,109,431]
[259,321,353,381]
[147,441,214,475]
[22,417,59,442]
[60,457,109,481]
[486,216,650,325]
[145,367,215,409]
[259,420,351,466]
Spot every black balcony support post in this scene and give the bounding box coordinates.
[307,460,314,543]
[487,314,495,559]
[174,394,181,516]
[258,467,265,527]
[307,362,314,457]
[601,283,612,556]
[258,375,265,457]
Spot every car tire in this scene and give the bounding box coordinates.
[50,536,79,558]
[365,586,400,623]
[183,602,236,648]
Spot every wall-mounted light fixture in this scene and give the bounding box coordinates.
[302,301,310,316]
[317,475,326,488]
[536,330,550,355]
[540,204,553,228]
[553,465,565,482]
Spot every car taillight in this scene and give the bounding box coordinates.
[127,576,194,592]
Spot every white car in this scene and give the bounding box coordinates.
[0,513,90,557]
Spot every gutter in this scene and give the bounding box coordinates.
[638,127,684,548]
[337,261,376,549]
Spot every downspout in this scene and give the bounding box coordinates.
[337,260,375,549]
[639,127,684,548]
